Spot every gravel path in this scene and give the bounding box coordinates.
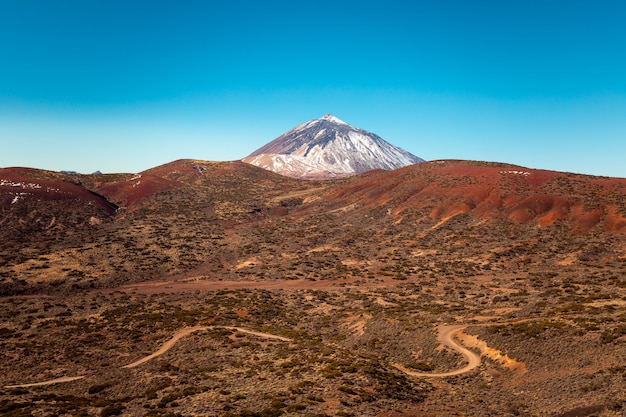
[394,324,481,377]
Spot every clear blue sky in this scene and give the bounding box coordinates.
[1,0,625,177]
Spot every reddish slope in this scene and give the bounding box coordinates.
[0,167,117,214]
[320,160,626,234]
[94,159,303,210]
[96,173,180,208]
[94,160,218,208]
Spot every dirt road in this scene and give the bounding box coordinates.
[5,326,292,388]
[4,376,86,389]
[218,326,292,342]
[122,325,292,368]
[108,277,387,295]
[122,325,208,369]
[394,324,481,377]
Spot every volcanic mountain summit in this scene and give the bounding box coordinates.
[242,114,424,179]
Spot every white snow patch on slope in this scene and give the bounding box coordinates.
[320,114,348,125]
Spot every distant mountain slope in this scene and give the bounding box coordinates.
[242,114,424,179]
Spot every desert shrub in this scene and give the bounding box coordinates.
[490,320,566,337]
[338,385,357,395]
[156,386,203,408]
[406,361,434,372]
[100,405,125,417]
[0,400,32,417]
[224,409,284,417]
[362,361,427,402]
[285,403,307,412]
[88,383,111,394]
[143,410,182,417]
[600,324,626,343]
[0,327,14,338]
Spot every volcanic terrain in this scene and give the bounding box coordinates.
[1,159,625,417]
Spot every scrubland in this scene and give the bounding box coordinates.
[1,160,625,416]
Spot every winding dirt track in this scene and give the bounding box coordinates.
[122,325,208,369]
[6,323,490,388]
[5,326,292,388]
[393,324,481,377]
[122,325,292,369]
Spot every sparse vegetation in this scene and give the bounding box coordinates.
[1,160,626,416]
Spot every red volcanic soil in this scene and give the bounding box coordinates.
[0,167,117,214]
[321,160,626,234]
[92,160,205,208]
[94,159,296,208]
[96,173,179,208]
[4,160,626,236]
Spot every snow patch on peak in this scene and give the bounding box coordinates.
[320,114,348,125]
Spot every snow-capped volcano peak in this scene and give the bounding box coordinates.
[242,115,424,179]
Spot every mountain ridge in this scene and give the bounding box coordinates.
[3,159,626,234]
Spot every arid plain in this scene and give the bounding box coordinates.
[1,159,626,416]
